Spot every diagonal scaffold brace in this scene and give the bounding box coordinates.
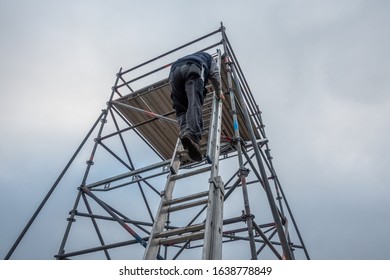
[81,186,164,260]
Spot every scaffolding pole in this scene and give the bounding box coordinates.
[222,26,293,259]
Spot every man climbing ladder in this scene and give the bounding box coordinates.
[169,51,225,161]
[143,51,225,260]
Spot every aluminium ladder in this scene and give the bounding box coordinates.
[143,52,224,260]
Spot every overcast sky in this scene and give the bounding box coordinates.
[1,0,390,260]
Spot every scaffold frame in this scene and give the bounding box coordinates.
[5,23,309,260]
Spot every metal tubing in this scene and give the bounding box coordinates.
[222,41,258,259]
[242,149,265,189]
[93,170,168,193]
[202,82,224,260]
[117,41,223,89]
[120,27,222,76]
[56,190,83,259]
[255,142,310,259]
[109,106,157,220]
[4,109,106,260]
[57,69,123,259]
[14,24,308,260]
[56,239,147,259]
[206,50,222,164]
[223,39,259,127]
[104,105,171,160]
[112,101,178,124]
[81,193,111,259]
[109,106,133,168]
[98,141,133,170]
[257,229,278,255]
[86,159,170,189]
[226,37,294,259]
[81,187,164,259]
[143,139,182,259]
[243,135,310,258]
[271,176,311,259]
[104,202,152,235]
[74,212,154,228]
[170,166,212,181]
[252,222,282,259]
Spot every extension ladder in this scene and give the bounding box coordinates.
[143,70,224,259]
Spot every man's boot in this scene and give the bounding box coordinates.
[181,134,203,162]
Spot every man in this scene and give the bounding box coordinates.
[169,51,225,161]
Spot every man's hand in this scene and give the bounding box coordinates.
[217,90,226,102]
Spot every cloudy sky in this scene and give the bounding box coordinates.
[1,0,390,260]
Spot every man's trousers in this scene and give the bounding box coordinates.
[169,61,205,143]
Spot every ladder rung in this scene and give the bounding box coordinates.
[168,198,208,213]
[170,166,212,181]
[164,191,209,206]
[159,231,205,246]
[202,112,212,118]
[155,223,206,238]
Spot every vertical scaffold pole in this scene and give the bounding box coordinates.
[223,52,258,259]
[221,25,294,260]
[56,68,123,259]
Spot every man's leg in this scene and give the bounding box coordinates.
[170,66,187,137]
[170,64,203,161]
[184,76,204,143]
[176,113,187,137]
[179,75,204,161]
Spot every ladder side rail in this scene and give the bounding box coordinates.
[202,48,224,259]
[143,139,182,260]
[206,50,222,163]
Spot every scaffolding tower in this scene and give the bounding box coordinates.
[5,24,309,260]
